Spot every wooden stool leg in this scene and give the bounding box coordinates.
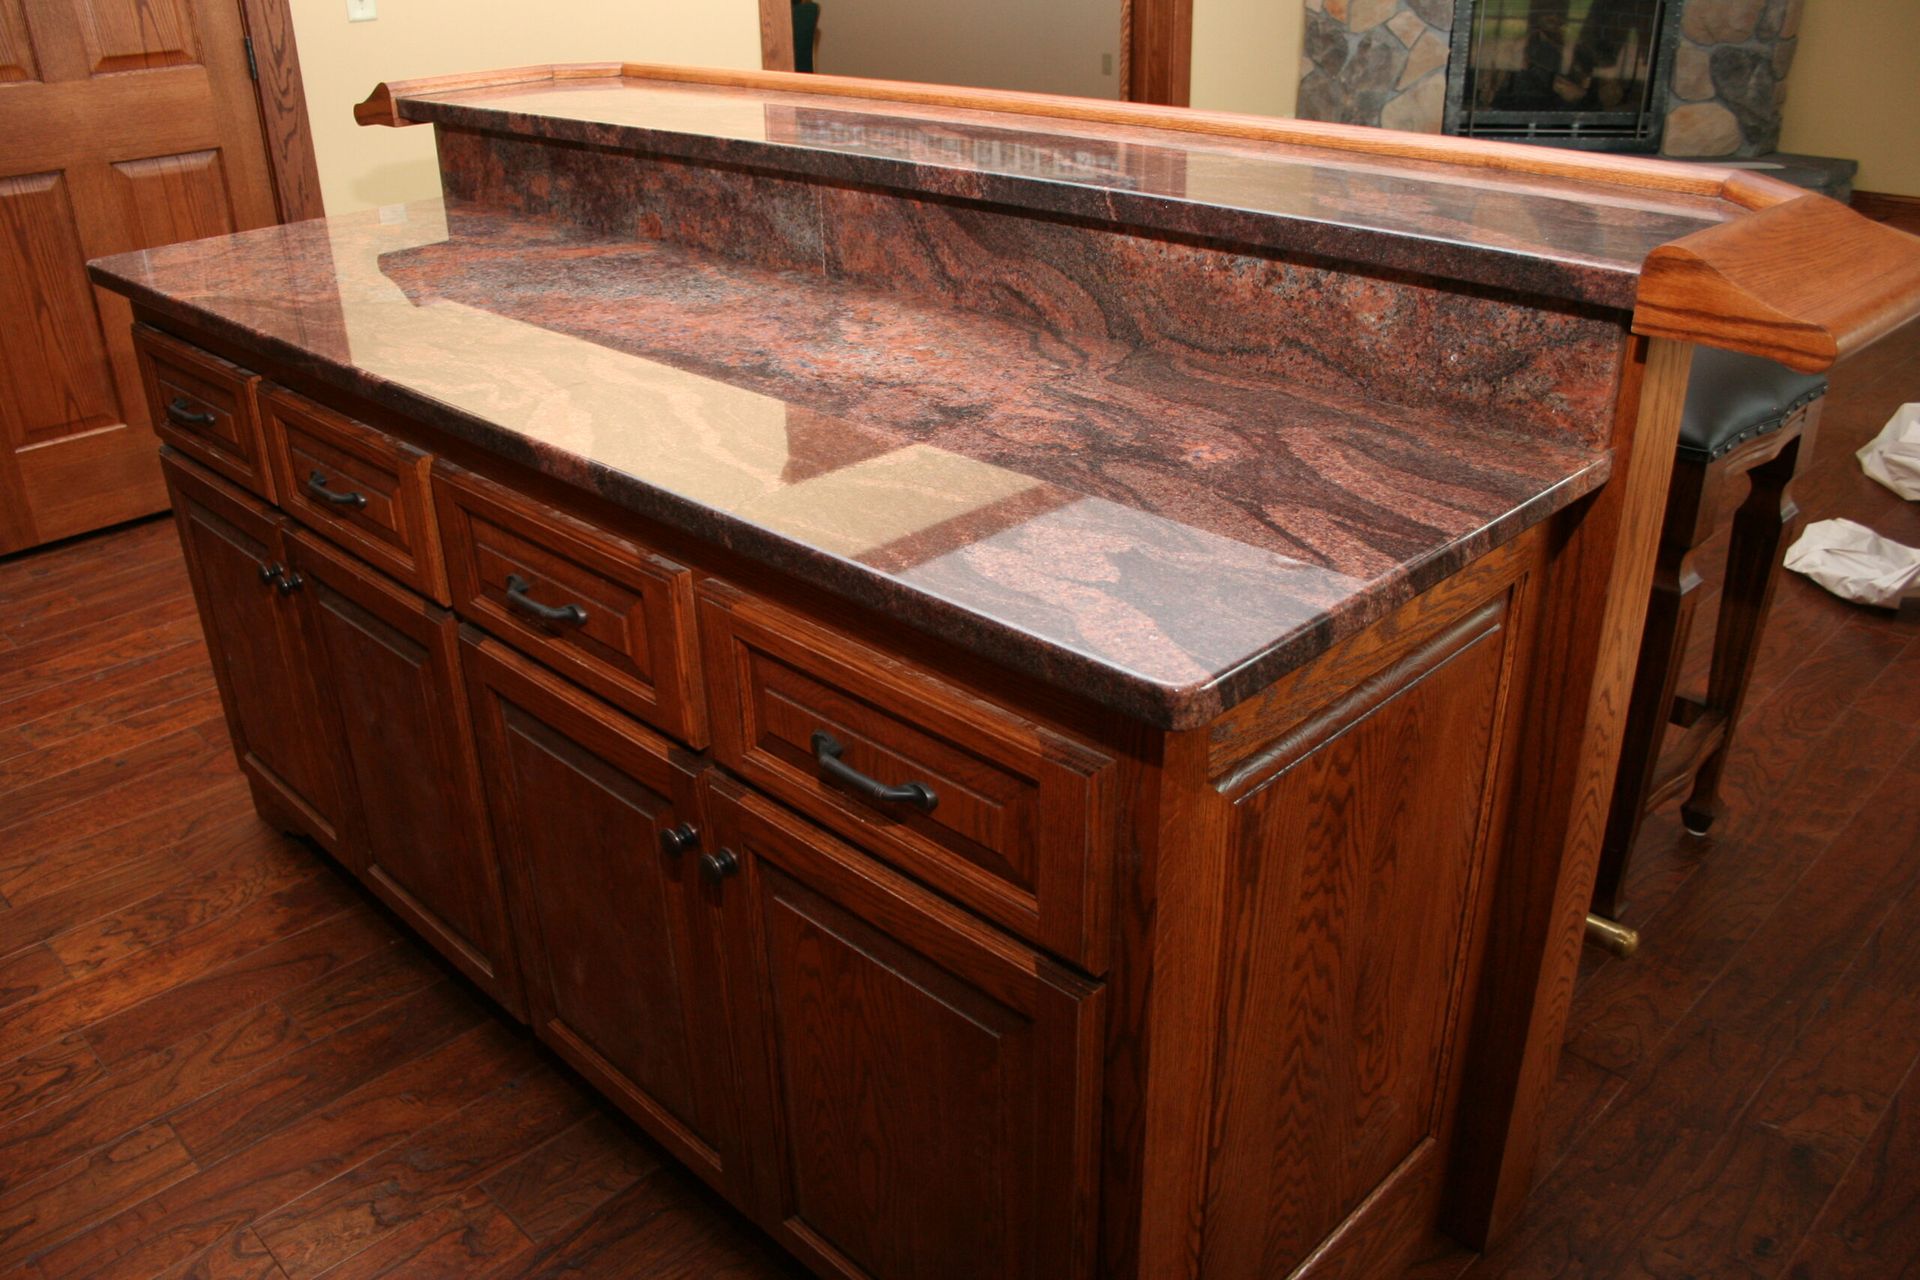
[1680,422,1812,834]
[1592,459,1714,919]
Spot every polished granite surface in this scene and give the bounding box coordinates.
[90,200,1609,727]
[397,76,1734,308]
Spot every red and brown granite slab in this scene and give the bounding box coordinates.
[397,75,1733,308]
[89,198,1608,728]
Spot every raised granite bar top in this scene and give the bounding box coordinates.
[89,199,1608,728]
[391,74,1736,308]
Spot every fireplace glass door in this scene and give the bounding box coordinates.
[1445,0,1679,150]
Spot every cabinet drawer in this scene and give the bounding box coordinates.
[436,464,706,747]
[263,386,447,603]
[136,326,273,500]
[698,580,1117,970]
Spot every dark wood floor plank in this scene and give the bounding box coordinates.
[482,1110,662,1244]
[277,940,445,1041]
[1779,1056,1920,1279]
[0,1121,198,1270]
[495,1167,801,1280]
[156,1227,291,1280]
[0,1003,303,1201]
[307,1187,532,1280]
[0,550,190,643]
[1568,703,1917,1077]
[0,639,210,761]
[0,607,203,711]
[1470,733,1920,1275]
[0,518,174,604]
[0,871,358,1056]
[255,1067,589,1278]
[0,814,270,962]
[0,681,225,795]
[0,715,232,834]
[0,945,71,1013]
[30,1021,539,1280]
[0,1037,104,1131]
[81,903,397,1067]
[48,817,314,979]
[169,980,487,1168]
[0,739,245,903]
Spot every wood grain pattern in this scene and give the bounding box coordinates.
[0,0,283,551]
[265,387,447,603]
[235,0,324,223]
[1636,195,1920,371]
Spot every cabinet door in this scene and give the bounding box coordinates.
[704,774,1104,1280]
[462,634,740,1191]
[161,451,351,857]
[288,531,524,1017]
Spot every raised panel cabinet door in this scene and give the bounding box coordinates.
[460,633,742,1193]
[287,530,524,1018]
[703,774,1104,1280]
[159,450,351,856]
[0,0,281,552]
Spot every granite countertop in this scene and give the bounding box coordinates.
[90,199,1608,728]
[396,75,1736,308]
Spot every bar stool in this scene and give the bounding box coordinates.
[1588,347,1828,945]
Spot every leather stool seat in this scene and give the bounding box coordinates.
[1678,348,1828,463]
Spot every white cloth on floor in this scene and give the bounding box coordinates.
[1784,518,1920,608]
[1858,403,1920,500]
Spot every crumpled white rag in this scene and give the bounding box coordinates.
[1858,403,1920,501]
[1783,518,1920,608]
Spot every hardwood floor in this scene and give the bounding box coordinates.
[2,311,1917,1276]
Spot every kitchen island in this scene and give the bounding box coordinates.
[88,64,1920,1280]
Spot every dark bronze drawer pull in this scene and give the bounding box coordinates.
[810,731,938,814]
[165,397,216,427]
[700,847,740,884]
[504,574,587,627]
[305,470,368,509]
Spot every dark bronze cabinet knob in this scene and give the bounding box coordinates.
[273,570,305,596]
[258,562,285,587]
[699,848,740,884]
[659,822,699,856]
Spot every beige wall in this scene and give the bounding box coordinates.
[289,0,763,215]
[816,0,1122,100]
[1778,0,1920,197]
[1189,0,1302,118]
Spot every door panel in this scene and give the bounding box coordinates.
[708,776,1102,1280]
[0,0,281,552]
[111,149,237,244]
[290,530,524,1017]
[160,450,351,856]
[462,634,742,1191]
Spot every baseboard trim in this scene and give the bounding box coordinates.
[1852,190,1920,233]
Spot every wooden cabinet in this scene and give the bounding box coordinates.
[161,450,351,859]
[702,774,1103,1280]
[460,634,743,1193]
[286,529,523,1016]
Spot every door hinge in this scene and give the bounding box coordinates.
[243,34,258,81]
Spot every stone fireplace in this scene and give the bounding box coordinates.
[1297,0,1806,158]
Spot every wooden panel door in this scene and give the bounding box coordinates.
[461,633,744,1194]
[160,450,351,857]
[0,0,281,552]
[287,530,524,1018]
[704,773,1103,1280]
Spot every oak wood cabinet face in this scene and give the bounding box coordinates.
[460,636,742,1191]
[160,452,350,857]
[704,777,1103,1280]
[286,530,523,1017]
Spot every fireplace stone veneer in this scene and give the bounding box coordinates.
[1298,0,1805,159]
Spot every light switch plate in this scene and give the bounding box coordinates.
[346,0,376,21]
